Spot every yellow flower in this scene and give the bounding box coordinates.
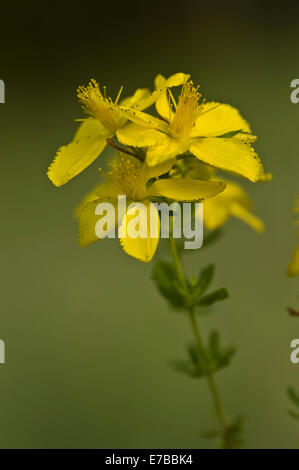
[77,154,226,262]
[116,79,264,182]
[203,180,265,233]
[169,157,264,233]
[47,73,189,187]
[287,199,299,277]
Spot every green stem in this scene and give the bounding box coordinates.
[168,234,186,289]
[188,307,228,429]
[168,234,230,447]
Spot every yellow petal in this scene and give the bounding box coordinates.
[78,200,116,248]
[203,180,265,232]
[119,201,160,263]
[148,178,226,201]
[156,90,174,122]
[190,136,264,182]
[74,118,108,139]
[119,88,151,108]
[146,138,186,166]
[78,186,119,247]
[154,72,190,89]
[117,123,167,147]
[191,102,251,137]
[164,73,190,88]
[287,245,299,277]
[220,180,252,208]
[75,182,119,219]
[116,105,168,131]
[142,159,176,181]
[154,74,166,89]
[170,158,215,180]
[230,202,265,233]
[132,73,190,112]
[131,92,161,111]
[48,119,110,186]
[155,73,190,122]
[203,198,229,230]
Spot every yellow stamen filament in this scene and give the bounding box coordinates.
[115,86,123,105]
[77,79,120,132]
[199,103,222,117]
[168,88,177,110]
[169,81,201,140]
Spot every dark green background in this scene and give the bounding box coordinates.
[1,0,299,448]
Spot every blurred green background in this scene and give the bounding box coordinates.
[1,0,299,448]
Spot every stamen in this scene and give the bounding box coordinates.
[167,92,172,123]
[99,167,124,193]
[169,81,201,139]
[168,88,177,110]
[199,103,222,117]
[101,155,148,199]
[77,79,120,132]
[115,86,123,105]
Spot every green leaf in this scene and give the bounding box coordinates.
[187,344,199,366]
[171,360,200,378]
[287,387,299,408]
[218,346,236,370]
[208,330,236,371]
[188,344,213,376]
[152,260,184,307]
[172,342,213,379]
[209,330,221,357]
[173,331,235,380]
[197,288,229,306]
[198,264,215,296]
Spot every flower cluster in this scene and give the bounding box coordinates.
[47,72,267,262]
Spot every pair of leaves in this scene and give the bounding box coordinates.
[287,387,299,420]
[172,330,236,379]
[152,259,229,310]
[209,331,236,370]
[196,264,229,306]
[152,260,185,308]
[197,289,228,306]
[197,263,215,295]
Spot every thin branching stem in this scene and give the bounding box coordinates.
[168,232,233,448]
[106,138,144,161]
